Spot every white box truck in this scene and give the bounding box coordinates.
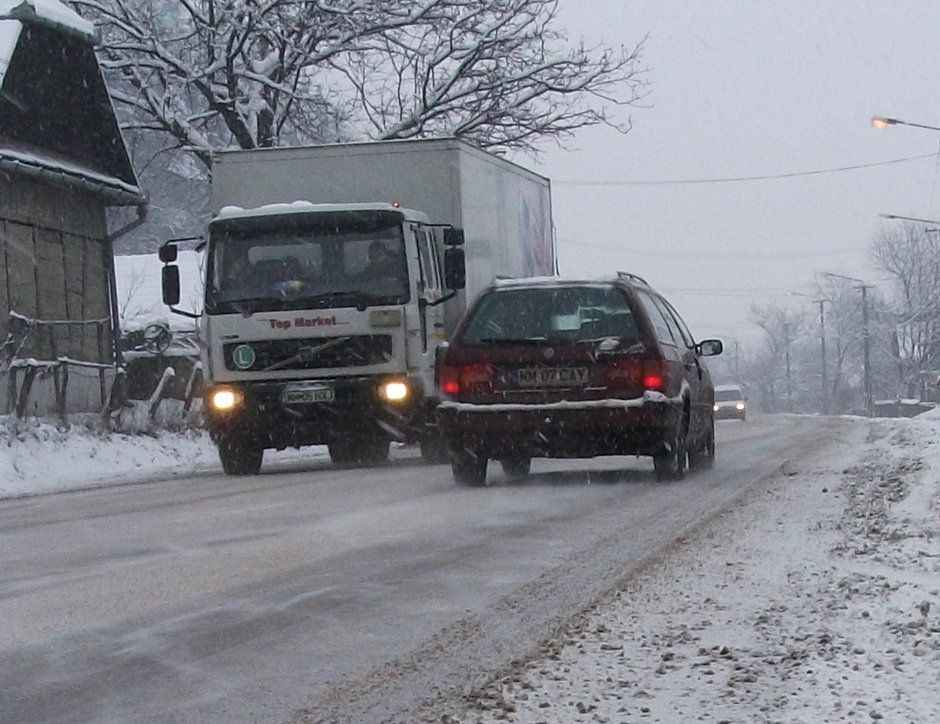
[160,137,554,475]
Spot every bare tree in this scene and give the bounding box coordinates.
[69,0,648,168]
[872,220,940,393]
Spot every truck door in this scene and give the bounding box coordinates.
[414,225,446,350]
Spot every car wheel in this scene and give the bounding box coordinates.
[451,449,488,486]
[653,416,687,482]
[217,435,263,476]
[500,455,531,479]
[687,418,715,471]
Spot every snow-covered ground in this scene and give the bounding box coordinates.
[453,413,940,723]
[2,412,939,722]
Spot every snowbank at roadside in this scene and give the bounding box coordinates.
[455,413,940,722]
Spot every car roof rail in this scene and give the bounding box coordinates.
[616,271,651,286]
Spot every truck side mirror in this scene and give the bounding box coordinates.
[159,242,178,263]
[443,227,464,246]
[162,265,181,306]
[443,246,466,290]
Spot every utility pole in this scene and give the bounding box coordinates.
[817,298,830,414]
[824,272,873,416]
[861,283,872,416]
[784,321,793,412]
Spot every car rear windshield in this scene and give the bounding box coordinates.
[715,388,743,401]
[460,285,639,345]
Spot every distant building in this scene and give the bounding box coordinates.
[0,0,146,417]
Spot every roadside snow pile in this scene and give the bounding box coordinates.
[0,413,218,498]
[457,415,940,723]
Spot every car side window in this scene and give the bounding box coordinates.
[655,295,695,348]
[636,290,678,346]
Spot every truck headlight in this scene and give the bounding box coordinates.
[370,309,402,327]
[379,380,409,402]
[210,387,243,411]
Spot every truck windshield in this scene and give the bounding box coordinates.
[205,211,409,313]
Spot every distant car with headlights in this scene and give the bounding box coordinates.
[435,273,724,486]
[713,383,747,421]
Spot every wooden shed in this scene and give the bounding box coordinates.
[0,0,146,417]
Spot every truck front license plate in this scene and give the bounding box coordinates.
[282,384,335,404]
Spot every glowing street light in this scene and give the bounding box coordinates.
[871,115,940,133]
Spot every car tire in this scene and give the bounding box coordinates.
[687,418,715,471]
[218,435,263,476]
[452,449,488,486]
[500,455,531,479]
[653,415,687,482]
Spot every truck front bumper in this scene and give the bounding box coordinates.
[203,376,422,449]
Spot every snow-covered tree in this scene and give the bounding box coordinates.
[70,0,648,168]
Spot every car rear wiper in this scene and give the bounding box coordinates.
[475,336,549,345]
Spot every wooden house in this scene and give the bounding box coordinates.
[0,0,146,417]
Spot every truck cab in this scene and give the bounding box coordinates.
[162,201,464,474]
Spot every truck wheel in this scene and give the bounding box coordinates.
[500,455,531,479]
[451,449,488,486]
[419,430,450,464]
[218,436,263,476]
[329,436,389,465]
[328,439,357,464]
[359,436,390,464]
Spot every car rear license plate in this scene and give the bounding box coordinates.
[516,366,589,387]
[282,383,335,404]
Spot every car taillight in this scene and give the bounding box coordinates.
[439,366,461,395]
[606,358,667,391]
[439,363,495,395]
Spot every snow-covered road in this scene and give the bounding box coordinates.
[445,415,940,723]
[2,412,938,723]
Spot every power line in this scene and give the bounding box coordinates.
[556,237,868,260]
[554,153,939,186]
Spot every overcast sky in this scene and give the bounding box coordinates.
[530,0,940,347]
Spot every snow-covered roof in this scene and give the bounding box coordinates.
[0,0,95,43]
[0,0,144,206]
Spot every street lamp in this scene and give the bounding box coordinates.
[823,272,873,416]
[871,115,940,133]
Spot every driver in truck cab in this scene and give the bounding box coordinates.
[361,241,400,281]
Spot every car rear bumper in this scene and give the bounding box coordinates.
[436,394,680,459]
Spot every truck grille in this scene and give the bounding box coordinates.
[223,335,393,371]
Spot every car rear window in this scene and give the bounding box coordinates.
[460,285,639,344]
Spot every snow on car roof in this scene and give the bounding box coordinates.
[490,273,647,288]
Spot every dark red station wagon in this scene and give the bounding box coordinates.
[435,273,724,485]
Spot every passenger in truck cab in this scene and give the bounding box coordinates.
[223,247,253,288]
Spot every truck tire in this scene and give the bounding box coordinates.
[452,449,488,486]
[329,436,390,465]
[217,435,263,476]
[500,455,531,479]
[419,429,450,464]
